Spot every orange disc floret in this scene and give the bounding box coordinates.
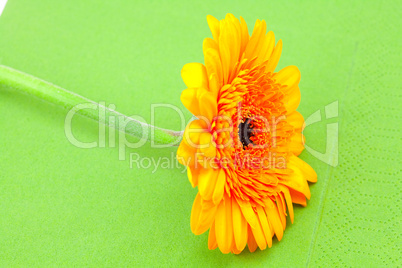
[177,13,317,254]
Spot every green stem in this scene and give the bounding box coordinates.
[0,65,183,145]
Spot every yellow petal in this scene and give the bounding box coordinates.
[284,86,301,114]
[198,167,219,200]
[258,31,275,65]
[232,199,248,251]
[198,90,217,125]
[275,65,301,90]
[239,16,249,56]
[207,15,220,42]
[176,140,196,167]
[194,199,218,235]
[219,16,241,84]
[190,193,202,233]
[183,119,208,148]
[275,194,287,229]
[203,37,218,52]
[249,216,267,250]
[256,205,272,247]
[218,33,231,84]
[212,168,226,204]
[286,111,304,132]
[287,162,311,199]
[237,198,258,229]
[199,132,212,145]
[280,188,294,223]
[181,63,208,89]
[204,47,223,87]
[180,88,201,116]
[200,145,216,158]
[245,19,267,63]
[278,185,294,223]
[187,167,199,188]
[288,132,304,156]
[226,14,243,61]
[181,87,218,121]
[266,39,282,72]
[198,132,216,158]
[282,163,311,199]
[275,65,301,113]
[215,198,233,254]
[289,155,317,182]
[208,73,220,100]
[264,199,284,241]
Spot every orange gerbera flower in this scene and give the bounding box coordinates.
[177,14,317,254]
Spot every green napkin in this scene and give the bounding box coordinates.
[0,0,400,266]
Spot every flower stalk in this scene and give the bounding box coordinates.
[0,65,183,145]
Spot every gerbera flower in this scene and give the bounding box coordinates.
[177,14,317,254]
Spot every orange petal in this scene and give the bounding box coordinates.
[231,247,242,254]
[247,225,258,253]
[289,188,307,206]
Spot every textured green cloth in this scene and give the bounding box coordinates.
[0,0,400,266]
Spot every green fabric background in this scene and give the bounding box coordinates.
[0,0,400,266]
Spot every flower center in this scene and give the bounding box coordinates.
[238,118,254,149]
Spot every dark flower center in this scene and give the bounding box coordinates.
[238,118,254,149]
